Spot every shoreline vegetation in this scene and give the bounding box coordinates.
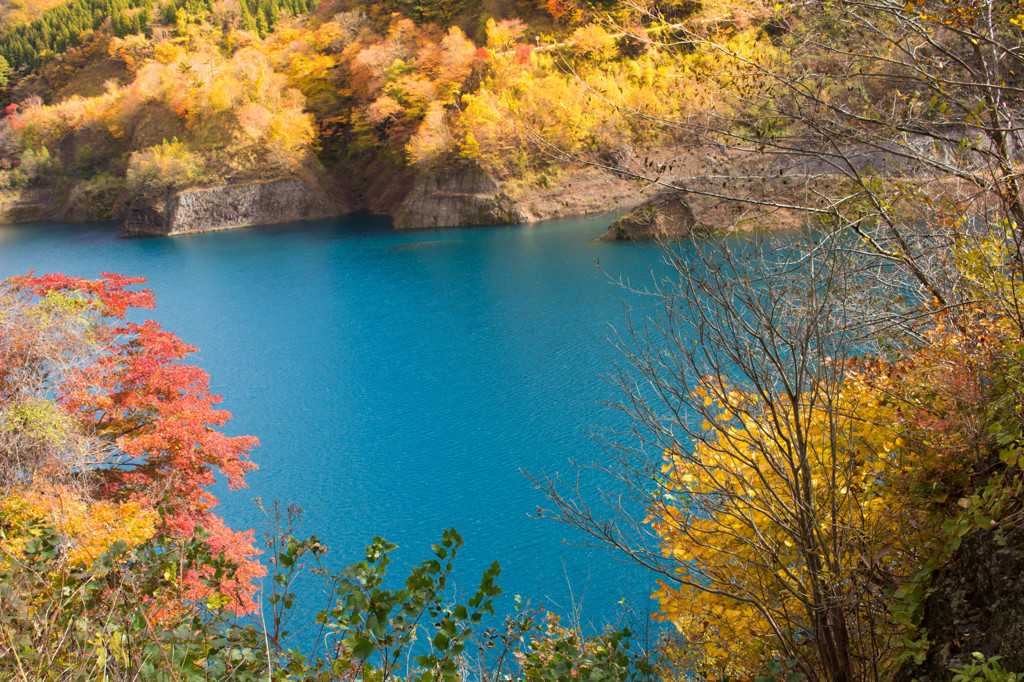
[4,0,1024,678]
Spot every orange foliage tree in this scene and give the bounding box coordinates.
[7,31,317,194]
[545,0,576,23]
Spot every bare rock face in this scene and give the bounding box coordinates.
[893,525,1024,682]
[123,199,167,236]
[122,179,337,237]
[601,194,699,241]
[393,159,527,229]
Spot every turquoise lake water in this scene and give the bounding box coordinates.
[0,214,680,639]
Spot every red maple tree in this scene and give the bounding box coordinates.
[2,272,263,613]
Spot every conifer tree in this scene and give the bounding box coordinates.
[240,3,255,33]
[255,7,267,37]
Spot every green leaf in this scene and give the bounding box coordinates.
[351,637,375,660]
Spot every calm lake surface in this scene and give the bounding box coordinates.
[0,214,678,636]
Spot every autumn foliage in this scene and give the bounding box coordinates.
[645,296,1024,681]
[0,272,262,614]
[0,0,779,205]
[649,371,931,677]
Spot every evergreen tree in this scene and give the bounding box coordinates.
[239,3,255,33]
[162,2,178,24]
[255,7,267,37]
[0,0,149,69]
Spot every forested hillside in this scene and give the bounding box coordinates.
[0,0,770,223]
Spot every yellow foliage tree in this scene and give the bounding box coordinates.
[649,371,938,681]
[536,241,964,682]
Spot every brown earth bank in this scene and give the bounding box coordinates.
[364,145,850,235]
[336,153,663,230]
[382,138,960,240]
[598,171,848,241]
[0,138,971,237]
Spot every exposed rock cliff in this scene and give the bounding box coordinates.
[392,160,526,229]
[0,179,129,224]
[122,179,337,237]
[893,525,1024,682]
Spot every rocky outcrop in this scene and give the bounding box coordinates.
[57,177,128,222]
[122,178,337,237]
[601,194,699,241]
[123,198,167,236]
[893,525,1024,682]
[592,151,859,240]
[393,160,526,229]
[0,188,50,224]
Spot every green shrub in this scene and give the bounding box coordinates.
[951,653,1022,682]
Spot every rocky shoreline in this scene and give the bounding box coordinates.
[122,179,337,237]
[0,141,946,239]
